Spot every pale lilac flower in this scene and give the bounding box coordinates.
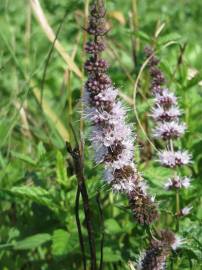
[158,150,191,168]
[95,86,118,102]
[171,236,184,250]
[151,106,181,122]
[181,177,191,188]
[154,89,177,107]
[165,177,182,190]
[110,179,135,193]
[104,163,137,192]
[138,181,149,195]
[86,102,127,126]
[90,120,132,148]
[91,142,109,164]
[164,176,191,190]
[181,206,192,216]
[153,121,186,140]
[105,144,134,170]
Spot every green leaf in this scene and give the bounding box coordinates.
[8,186,57,211]
[158,33,182,44]
[103,247,122,262]
[14,233,51,250]
[52,229,78,256]
[143,163,171,187]
[11,151,37,165]
[181,247,200,261]
[186,72,202,89]
[56,151,68,187]
[0,120,11,148]
[135,31,151,42]
[105,219,122,234]
[37,142,46,159]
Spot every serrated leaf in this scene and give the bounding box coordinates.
[8,186,57,211]
[14,233,51,250]
[143,164,171,187]
[11,185,49,196]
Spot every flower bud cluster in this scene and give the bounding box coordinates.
[83,3,158,225]
[145,47,192,217]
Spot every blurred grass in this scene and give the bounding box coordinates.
[0,0,202,269]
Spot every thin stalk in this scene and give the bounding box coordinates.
[175,190,180,232]
[169,139,180,231]
[80,0,90,134]
[131,0,139,69]
[0,243,14,249]
[96,193,104,270]
[66,32,81,141]
[169,139,174,152]
[171,43,187,83]
[67,71,72,135]
[107,41,134,83]
[25,0,31,72]
[67,143,97,270]
[40,10,69,106]
[77,158,97,270]
[75,187,87,270]
[133,55,158,151]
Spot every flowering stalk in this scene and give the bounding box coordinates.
[83,1,158,225]
[145,47,192,227]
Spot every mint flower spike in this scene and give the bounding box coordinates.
[83,2,158,225]
[136,230,183,270]
[145,47,192,216]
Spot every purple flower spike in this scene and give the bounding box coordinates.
[145,46,193,228]
[83,3,158,225]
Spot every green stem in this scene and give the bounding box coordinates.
[131,0,139,69]
[176,190,180,232]
[67,71,72,137]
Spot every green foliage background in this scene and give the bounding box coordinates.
[0,0,202,269]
